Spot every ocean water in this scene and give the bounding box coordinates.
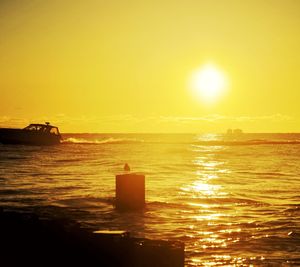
[0,133,300,266]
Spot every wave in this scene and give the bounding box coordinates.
[236,171,293,177]
[193,139,300,146]
[61,137,144,145]
[60,134,300,146]
[62,138,300,146]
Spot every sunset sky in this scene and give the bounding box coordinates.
[0,0,299,133]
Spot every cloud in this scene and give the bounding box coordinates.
[232,114,292,122]
[160,115,225,123]
[0,113,294,133]
[159,114,292,123]
[0,116,29,127]
[0,113,292,126]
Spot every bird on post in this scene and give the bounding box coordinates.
[124,163,130,172]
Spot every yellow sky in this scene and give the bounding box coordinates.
[0,0,299,133]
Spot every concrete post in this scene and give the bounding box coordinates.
[115,173,145,210]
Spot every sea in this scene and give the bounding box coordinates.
[0,133,299,266]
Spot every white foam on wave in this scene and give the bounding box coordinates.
[61,137,144,145]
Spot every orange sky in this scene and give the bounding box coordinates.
[0,0,299,133]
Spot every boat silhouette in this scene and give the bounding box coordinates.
[0,122,61,145]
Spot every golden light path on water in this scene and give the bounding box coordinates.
[178,134,263,266]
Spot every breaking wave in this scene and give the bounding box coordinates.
[61,137,144,145]
[60,133,300,146]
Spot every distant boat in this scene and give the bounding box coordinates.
[0,122,61,145]
[226,128,243,136]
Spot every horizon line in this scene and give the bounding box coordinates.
[61,132,300,135]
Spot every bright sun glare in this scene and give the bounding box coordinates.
[190,64,228,104]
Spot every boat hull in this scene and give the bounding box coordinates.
[0,128,61,146]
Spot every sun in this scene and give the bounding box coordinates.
[189,63,228,104]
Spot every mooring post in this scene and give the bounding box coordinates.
[115,170,145,210]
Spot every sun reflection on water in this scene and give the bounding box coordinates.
[178,141,283,266]
[182,143,246,266]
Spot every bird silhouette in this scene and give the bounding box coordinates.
[124,163,130,172]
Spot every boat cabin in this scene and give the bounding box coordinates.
[23,123,60,136]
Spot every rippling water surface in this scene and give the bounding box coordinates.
[0,133,300,266]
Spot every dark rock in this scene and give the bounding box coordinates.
[0,210,184,267]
